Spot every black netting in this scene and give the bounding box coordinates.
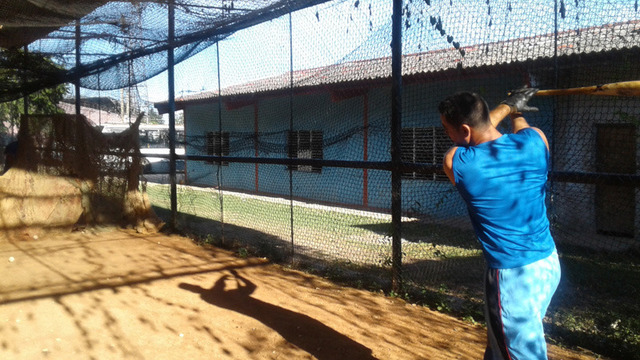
[2,1,640,359]
[0,0,333,102]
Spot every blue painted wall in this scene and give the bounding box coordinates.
[182,75,554,219]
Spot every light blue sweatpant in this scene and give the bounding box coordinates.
[484,250,561,360]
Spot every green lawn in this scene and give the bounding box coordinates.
[146,183,481,263]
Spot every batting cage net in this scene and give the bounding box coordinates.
[0,113,162,233]
[1,1,639,359]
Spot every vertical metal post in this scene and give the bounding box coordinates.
[167,0,178,228]
[74,21,90,224]
[128,61,133,124]
[216,40,225,243]
[22,46,29,116]
[97,76,102,126]
[550,0,559,224]
[390,0,404,292]
[362,92,369,208]
[75,21,81,116]
[254,102,259,193]
[288,10,295,261]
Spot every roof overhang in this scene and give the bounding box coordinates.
[0,0,108,49]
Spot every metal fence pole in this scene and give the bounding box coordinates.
[216,40,225,243]
[550,0,559,228]
[167,0,177,228]
[288,10,295,261]
[390,0,404,292]
[75,21,81,117]
[22,46,29,116]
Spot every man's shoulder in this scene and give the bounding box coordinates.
[515,127,549,150]
[444,146,459,159]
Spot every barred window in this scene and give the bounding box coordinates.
[206,131,230,165]
[401,127,450,181]
[288,130,323,173]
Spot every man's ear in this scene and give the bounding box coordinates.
[460,124,471,145]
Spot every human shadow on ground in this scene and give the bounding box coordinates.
[179,270,377,360]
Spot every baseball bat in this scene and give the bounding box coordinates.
[535,80,640,97]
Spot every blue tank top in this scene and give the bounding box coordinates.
[452,128,555,269]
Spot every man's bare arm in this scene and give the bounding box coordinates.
[490,104,513,128]
[443,146,458,185]
[511,113,549,150]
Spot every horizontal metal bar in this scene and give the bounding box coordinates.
[181,154,393,170]
[137,153,640,187]
[549,171,640,187]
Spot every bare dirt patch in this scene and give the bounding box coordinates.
[0,227,602,359]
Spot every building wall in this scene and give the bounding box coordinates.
[184,76,513,215]
[545,84,640,242]
[185,91,373,207]
[182,71,639,240]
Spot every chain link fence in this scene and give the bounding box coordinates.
[145,2,640,358]
[1,0,638,359]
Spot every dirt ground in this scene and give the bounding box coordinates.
[0,227,603,360]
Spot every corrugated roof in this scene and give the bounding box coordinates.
[158,20,640,111]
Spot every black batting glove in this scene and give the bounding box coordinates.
[501,87,539,113]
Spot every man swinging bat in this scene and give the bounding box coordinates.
[438,88,561,360]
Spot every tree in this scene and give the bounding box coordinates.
[0,86,68,139]
[146,106,164,124]
[0,49,68,139]
[176,110,184,125]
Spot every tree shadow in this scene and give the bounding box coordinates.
[179,270,377,360]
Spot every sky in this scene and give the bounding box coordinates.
[142,0,393,103]
[80,0,640,109]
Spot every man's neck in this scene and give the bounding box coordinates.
[470,126,502,146]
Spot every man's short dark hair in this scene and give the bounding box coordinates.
[438,92,490,129]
